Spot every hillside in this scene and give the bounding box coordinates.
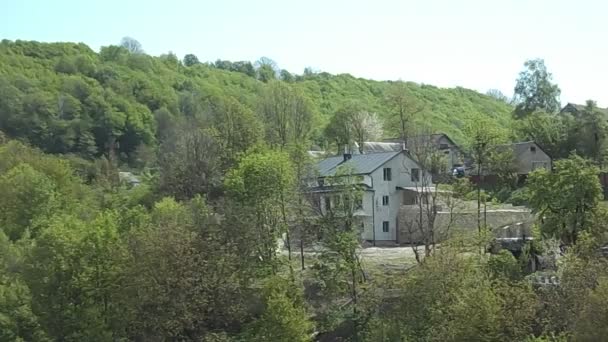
[0,40,513,160]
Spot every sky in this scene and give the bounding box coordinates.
[3,0,608,106]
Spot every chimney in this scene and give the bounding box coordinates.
[343,144,352,162]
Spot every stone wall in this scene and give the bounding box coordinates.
[397,205,533,244]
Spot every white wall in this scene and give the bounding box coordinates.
[315,152,432,243]
[368,152,429,241]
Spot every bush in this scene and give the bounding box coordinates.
[508,187,529,206]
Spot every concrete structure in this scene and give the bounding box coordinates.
[311,150,432,243]
[397,206,533,244]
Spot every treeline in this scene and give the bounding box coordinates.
[0,38,513,164]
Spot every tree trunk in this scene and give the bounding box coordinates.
[300,238,305,270]
[477,163,482,233]
[351,265,358,342]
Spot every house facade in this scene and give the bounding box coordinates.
[311,150,431,244]
[509,141,552,175]
[384,134,466,171]
[470,141,552,185]
[410,133,465,170]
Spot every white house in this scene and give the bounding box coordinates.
[310,149,432,244]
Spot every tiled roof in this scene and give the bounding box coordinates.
[317,151,401,177]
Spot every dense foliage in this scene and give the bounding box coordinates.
[0,39,513,162]
[3,39,608,341]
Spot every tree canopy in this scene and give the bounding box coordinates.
[0,40,514,163]
[513,59,561,118]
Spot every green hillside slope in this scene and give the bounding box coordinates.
[0,40,513,159]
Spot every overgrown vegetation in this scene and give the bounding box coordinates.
[2,39,608,341]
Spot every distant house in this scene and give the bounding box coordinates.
[386,134,466,170]
[470,141,552,185]
[499,141,552,175]
[561,102,608,117]
[309,149,432,244]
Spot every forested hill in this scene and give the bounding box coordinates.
[0,40,513,161]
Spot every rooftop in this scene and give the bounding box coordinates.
[561,103,608,117]
[495,141,549,158]
[317,151,401,177]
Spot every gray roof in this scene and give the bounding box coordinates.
[384,133,457,146]
[561,103,608,117]
[496,141,548,158]
[361,142,403,153]
[317,151,401,177]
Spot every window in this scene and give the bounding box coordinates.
[382,221,389,232]
[439,143,449,150]
[324,196,331,212]
[530,146,537,153]
[383,168,392,181]
[411,168,420,182]
[382,195,389,206]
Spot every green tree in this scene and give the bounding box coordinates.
[120,36,144,54]
[0,231,50,341]
[324,103,382,153]
[280,69,295,82]
[259,81,314,149]
[24,211,125,341]
[464,114,505,231]
[516,110,568,159]
[225,150,295,272]
[157,126,222,200]
[385,81,424,141]
[579,100,608,167]
[0,164,57,240]
[123,197,250,340]
[208,96,263,165]
[255,57,278,82]
[365,248,538,342]
[538,233,608,336]
[572,277,608,341]
[513,59,561,118]
[486,88,510,103]
[183,53,200,66]
[245,276,314,342]
[315,166,367,340]
[324,105,355,150]
[526,154,602,244]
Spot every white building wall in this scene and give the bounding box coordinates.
[368,153,428,242]
[315,152,433,243]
